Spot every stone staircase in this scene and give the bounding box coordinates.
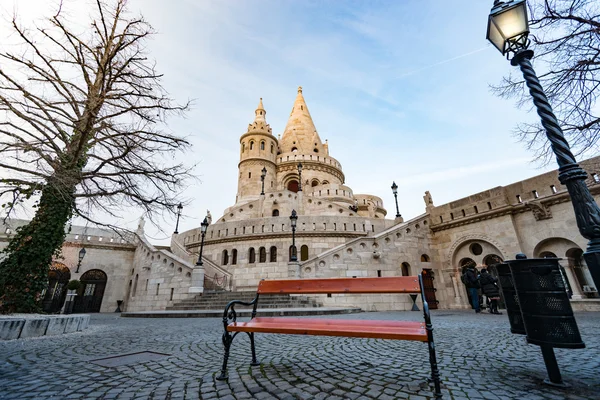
[166,291,322,311]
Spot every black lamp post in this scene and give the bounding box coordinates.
[196,217,209,266]
[290,209,298,262]
[260,167,267,196]
[487,0,599,386]
[76,247,86,273]
[487,0,600,292]
[297,162,303,192]
[391,181,401,218]
[174,203,183,234]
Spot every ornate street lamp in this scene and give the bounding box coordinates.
[260,167,267,196]
[174,203,183,234]
[297,162,303,192]
[487,0,600,386]
[289,209,298,262]
[196,217,209,266]
[487,0,600,291]
[391,181,401,218]
[76,247,86,273]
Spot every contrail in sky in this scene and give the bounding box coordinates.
[396,46,491,79]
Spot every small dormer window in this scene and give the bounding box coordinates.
[314,148,318,153]
[250,141,254,150]
[301,105,303,110]
[260,141,265,150]
[291,147,298,152]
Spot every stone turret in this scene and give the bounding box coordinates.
[237,99,278,203]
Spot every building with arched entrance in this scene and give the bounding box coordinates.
[2,88,599,313]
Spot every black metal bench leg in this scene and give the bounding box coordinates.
[216,332,232,381]
[427,340,442,399]
[249,332,260,366]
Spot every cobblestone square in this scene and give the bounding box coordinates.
[1,311,598,399]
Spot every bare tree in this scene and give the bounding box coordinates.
[0,0,193,313]
[492,0,600,164]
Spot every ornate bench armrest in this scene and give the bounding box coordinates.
[221,295,260,330]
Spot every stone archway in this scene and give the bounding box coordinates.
[74,269,107,313]
[449,236,505,308]
[533,237,594,298]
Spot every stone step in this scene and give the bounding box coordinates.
[167,291,322,311]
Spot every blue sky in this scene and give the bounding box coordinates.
[1,0,557,243]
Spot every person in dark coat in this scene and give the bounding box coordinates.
[479,269,502,314]
[463,265,481,313]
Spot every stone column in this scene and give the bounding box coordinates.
[188,266,205,294]
[288,261,300,278]
[562,265,584,300]
[449,272,464,307]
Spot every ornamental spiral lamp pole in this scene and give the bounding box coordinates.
[260,167,267,196]
[290,209,298,262]
[174,203,183,234]
[391,181,401,218]
[487,0,600,291]
[196,217,209,266]
[297,162,303,192]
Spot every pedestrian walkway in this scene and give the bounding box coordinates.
[0,311,598,399]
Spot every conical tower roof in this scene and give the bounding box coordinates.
[279,87,325,154]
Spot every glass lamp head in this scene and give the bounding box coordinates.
[487,0,529,55]
[289,209,298,228]
[78,247,87,261]
[391,181,398,194]
[200,217,209,233]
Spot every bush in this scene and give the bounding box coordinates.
[67,280,82,291]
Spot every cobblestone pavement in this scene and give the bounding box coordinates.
[1,310,599,399]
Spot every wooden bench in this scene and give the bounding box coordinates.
[216,275,442,399]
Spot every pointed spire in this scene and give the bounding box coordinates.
[247,97,272,134]
[280,86,324,153]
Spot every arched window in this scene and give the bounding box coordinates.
[301,245,309,261]
[270,246,277,262]
[249,248,256,264]
[289,245,297,261]
[271,143,274,153]
[241,142,245,152]
[272,209,279,216]
[231,249,238,265]
[311,180,319,187]
[250,141,254,150]
[260,141,265,150]
[420,254,430,262]
[259,247,267,263]
[322,180,329,185]
[401,262,411,276]
[291,147,298,152]
[132,274,139,297]
[222,250,229,265]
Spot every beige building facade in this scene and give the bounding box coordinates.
[2,88,599,313]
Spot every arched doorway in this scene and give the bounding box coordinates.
[74,269,107,313]
[287,180,299,193]
[42,262,71,313]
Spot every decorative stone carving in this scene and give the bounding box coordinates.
[524,201,552,221]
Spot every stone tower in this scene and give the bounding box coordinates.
[237,99,278,203]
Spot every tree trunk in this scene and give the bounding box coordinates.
[0,176,75,313]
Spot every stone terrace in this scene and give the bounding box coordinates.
[0,311,598,399]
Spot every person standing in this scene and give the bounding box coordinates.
[462,265,481,313]
[479,269,502,315]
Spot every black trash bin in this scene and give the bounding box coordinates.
[495,263,526,335]
[505,258,585,349]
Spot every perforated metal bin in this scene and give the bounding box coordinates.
[505,258,585,349]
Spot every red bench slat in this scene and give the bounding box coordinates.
[257,276,420,294]
[228,317,428,342]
